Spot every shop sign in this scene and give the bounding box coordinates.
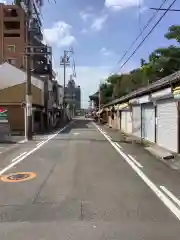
[173,86,180,100]
[0,108,11,142]
[138,95,150,104]
[129,95,150,104]
[118,103,129,110]
[151,87,172,101]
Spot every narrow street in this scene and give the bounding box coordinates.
[0,118,179,239]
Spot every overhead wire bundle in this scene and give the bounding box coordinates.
[109,0,174,76]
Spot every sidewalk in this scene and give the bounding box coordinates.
[0,135,26,156]
[97,122,180,215]
[100,124,180,171]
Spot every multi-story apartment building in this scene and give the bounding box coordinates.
[0,3,26,68]
[0,1,59,133]
[0,1,51,77]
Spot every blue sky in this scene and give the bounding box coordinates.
[2,0,180,108]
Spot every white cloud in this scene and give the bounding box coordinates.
[81,28,88,34]
[139,5,148,14]
[43,21,76,47]
[91,14,108,31]
[105,0,143,11]
[100,47,113,56]
[80,11,92,22]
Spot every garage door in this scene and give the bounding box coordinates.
[157,99,178,152]
[121,111,126,132]
[142,104,155,142]
[126,111,132,134]
[132,105,141,137]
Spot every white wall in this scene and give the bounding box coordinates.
[0,63,44,91]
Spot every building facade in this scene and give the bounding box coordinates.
[101,71,180,154]
[0,1,60,133]
[64,75,81,115]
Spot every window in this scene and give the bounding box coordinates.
[4,33,20,37]
[7,45,15,52]
[4,21,20,30]
[7,58,16,65]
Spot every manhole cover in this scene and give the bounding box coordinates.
[1,172,36,183]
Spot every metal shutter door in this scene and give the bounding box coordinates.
[121,111,126,132]
[142,105,155,142]
[126,111,132,134]
[117,110,120,129]
[157,99,178,152]
[132,106,141,137]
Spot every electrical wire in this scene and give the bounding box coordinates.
[119,0,177,71]
[109,0,169,76]
[138,0,143,39]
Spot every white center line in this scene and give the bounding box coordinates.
[0,121,75,176]
[114,142,122,149]
[128,154,143,168]
[160,186,180,208]
[36,141,45,147]
[12,152,27,163]
[94,122,180,221]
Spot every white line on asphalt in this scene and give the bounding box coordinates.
[160,186,180,208]
[36,141,45,147]
[128,154,143,168]
[94,123,180,221]
[0,121,75,176]
[12,152,27,163]
[114,142,122,149]
[18,139,28,144]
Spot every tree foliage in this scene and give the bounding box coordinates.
[98,25,180,105]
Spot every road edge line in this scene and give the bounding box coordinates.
[94,122,180,221]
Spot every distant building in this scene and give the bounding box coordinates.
[64,75,81,115]
[75,85,81,109]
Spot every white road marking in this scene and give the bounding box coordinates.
[94,123,180,221]
[73,132,80,135]
[18,139,28,144]
[0,121,74,176]
[160,186,180,208]
[36,141,45,147]
[128,154,143,168]
[114,142,122,149]
[12,152,27,163]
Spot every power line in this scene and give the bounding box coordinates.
[138,0,143,39]
[150,7,180,11]
[115,0,169,67]
[119,0,177,71]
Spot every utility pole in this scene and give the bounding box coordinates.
[98,82,101,122]
[26,0,32,140]
[60,50,73,120]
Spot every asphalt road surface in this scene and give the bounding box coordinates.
[0,119,179,239]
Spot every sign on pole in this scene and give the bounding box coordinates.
[0,108,11,142]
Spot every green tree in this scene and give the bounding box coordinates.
[93,25,180,104]
[165,25,180,43]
